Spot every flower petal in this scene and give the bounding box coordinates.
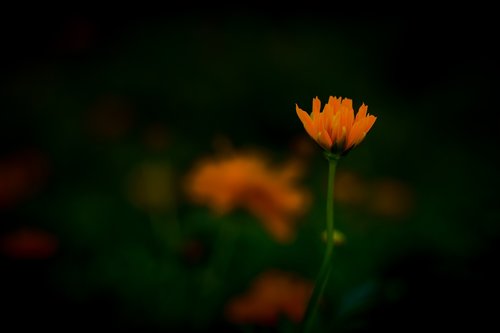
[296,105,316,139]
[316,130,333,150]
[329,96,342,115]
[363,115,377,133]
[346,121,365,148]
[312,97,321,120]
[355,103,368,122]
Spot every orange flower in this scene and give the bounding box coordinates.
[183,151,311,243]
[296,96,377,155]
[225,269,313,326]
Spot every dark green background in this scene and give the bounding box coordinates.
[1,10,498,332]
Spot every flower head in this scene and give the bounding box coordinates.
[296,96,377,156]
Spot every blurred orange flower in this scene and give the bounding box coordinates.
[296,96,376,155]
[334,170,415,220]
[334,170,368,206]
[225,269,313,326]
[126,161,175,213]
[0,227,58,259]
[183,151,311,243]
[369,178,415,220]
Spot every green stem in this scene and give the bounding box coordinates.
[299,155,338,333]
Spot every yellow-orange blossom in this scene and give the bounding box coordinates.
[296,96,376,155]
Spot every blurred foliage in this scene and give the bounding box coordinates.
[1,10,499,333]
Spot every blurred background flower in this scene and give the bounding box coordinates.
[0,227,58,259]
[0,149,50,209]
[225,269,313,326]
[183,149,311,243]
[126,161,176,214]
